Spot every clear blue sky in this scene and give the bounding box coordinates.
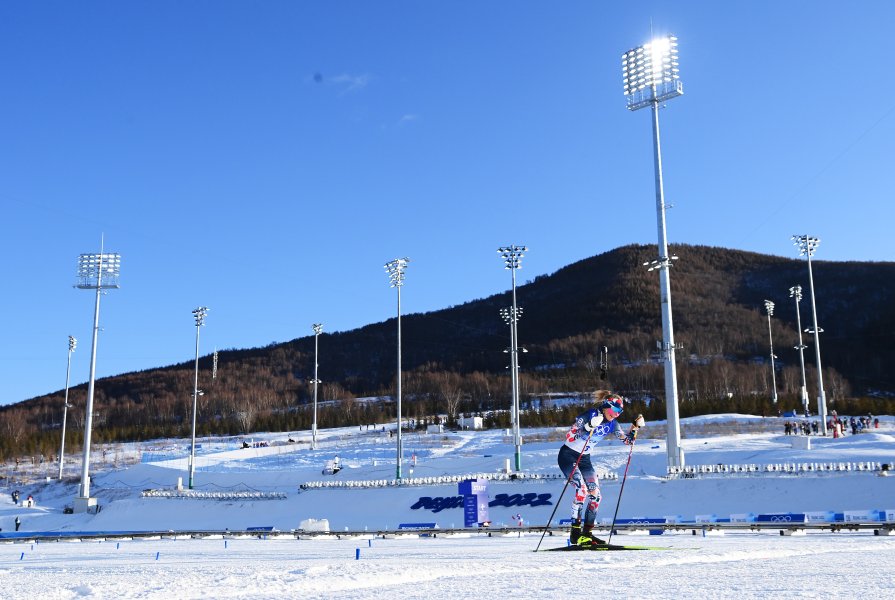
[2,1,893,406]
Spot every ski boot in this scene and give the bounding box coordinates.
[569,520,582,544]
[576,526,606,548]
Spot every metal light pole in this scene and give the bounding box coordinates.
[385,258,410,480]
[763,300,779,405]
[499,305,524,470]
[311,323,323,450]
[792,235,828,434]
[73,244,121,512]
[497,244,526,471]
[789,285,810,415]
[58,335,77,480]
[188,306,209,489]
[622,34,685,468]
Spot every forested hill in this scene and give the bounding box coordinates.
[3,244,894,456]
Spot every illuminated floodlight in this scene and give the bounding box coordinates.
[622,34,685,468]
[622,35,683,111]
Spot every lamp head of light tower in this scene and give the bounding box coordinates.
[497,245,527,270]
[792,235,821,257]
[384,258,410,287]
[75,253,121,289]
[622,34,683,111]
[192,306,209,327]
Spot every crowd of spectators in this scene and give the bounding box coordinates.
[784,411,879,437]
[828,411,878,438]
[783,420,818,435]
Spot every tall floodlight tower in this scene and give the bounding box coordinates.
[792,235,828,434]
[789,285,810,415]
[311,323,323,450]
[622,35,685,468]
[763,300,779,404]
[58,335,77,480]
[73,245,121,512]
[385,258,410,479]
[499,305,524,471]
[188,306,209,489]
[497,245,526,471]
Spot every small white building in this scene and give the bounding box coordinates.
[458,416,483,430]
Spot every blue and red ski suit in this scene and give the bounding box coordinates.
[557,408,627,529]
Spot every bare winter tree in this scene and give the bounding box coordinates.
[341,398,356,421]
[442,385,463,420]
[233,400,256,433]
[0,409,28,448]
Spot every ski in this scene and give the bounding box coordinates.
[545,543,669,551]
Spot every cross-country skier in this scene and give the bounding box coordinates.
[557,390,644,547]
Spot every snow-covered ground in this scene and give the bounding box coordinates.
[2,414,894,599]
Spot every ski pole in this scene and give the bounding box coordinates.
[606,430,637,546]
[534,427,595,552]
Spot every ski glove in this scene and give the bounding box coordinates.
[583,413,604,432]
[633,414,646,428]
[623,429,638,445]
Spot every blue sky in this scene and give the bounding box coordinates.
[2,1,893,406]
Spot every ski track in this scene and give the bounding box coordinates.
[2,535,895,599]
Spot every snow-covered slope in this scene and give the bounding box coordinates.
[3,414,893,533]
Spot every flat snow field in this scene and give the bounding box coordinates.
[2,531,894,599]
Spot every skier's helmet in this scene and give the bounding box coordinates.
[599,395,624,418]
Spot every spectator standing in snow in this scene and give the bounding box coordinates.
[557,390,644,548]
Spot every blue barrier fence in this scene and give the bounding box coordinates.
[601,509,895,529]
